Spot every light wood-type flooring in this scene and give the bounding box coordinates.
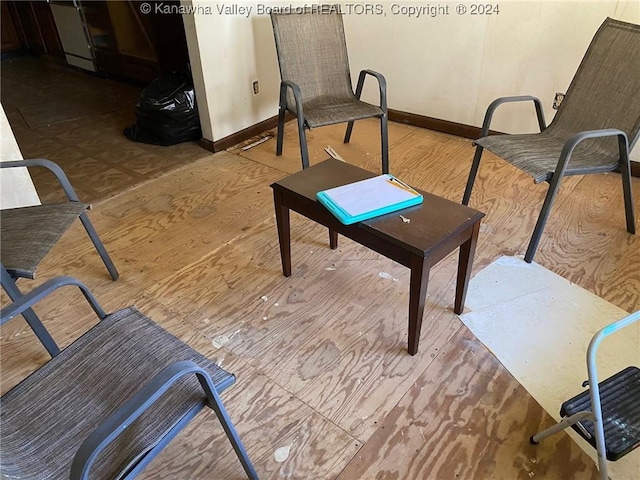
[1,55,211,204]
[2,59,639,480]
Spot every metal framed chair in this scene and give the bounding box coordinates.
[462,18,639,263]
[271,6,389,172]
[0,275,259,480]
[530,310,640,480]
[1,158,118,357]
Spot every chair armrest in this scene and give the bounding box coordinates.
[0,275,106,326]
[479,95,547,138]
[280,80,305,121]
[0,159,82,203]
[554,129,629,179]
[354,69,388,111]
[70,361,222,480]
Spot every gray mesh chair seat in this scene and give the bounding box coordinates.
[1,202,89,278]
[301,96,384,129]
[0,278,258,479]
[271,9,389,172]
[476,130,620,184]
[463,18,639,263]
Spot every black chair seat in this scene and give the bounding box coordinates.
[475,130,619,184]
[560,366,640,461]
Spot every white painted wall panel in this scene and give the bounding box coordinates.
[0,104,40,209]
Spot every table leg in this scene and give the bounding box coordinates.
[454,221,480,314]
[329,229,338,249]
[408,256,430,356]
[273,189,292,277]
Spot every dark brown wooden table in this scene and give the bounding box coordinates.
[271,159,484,355]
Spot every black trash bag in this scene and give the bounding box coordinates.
[124,71,201,146]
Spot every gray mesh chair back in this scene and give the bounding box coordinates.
[271,8,389,172]
[462,18,638,262]
[273,11,355,122]
[551,19,640,157]
[0,276,258,480]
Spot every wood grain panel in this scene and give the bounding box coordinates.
[143,216,326,318]
[535,172,640,312]
[336,327,600,480]
[139,367,361,480]
[277,254,465,441]
[30,154,285,299]
[381,128,473,199]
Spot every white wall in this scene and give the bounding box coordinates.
[184,0,279,141]
[347,1,639,136]
[184,0,639,158]
[0,104,40,209]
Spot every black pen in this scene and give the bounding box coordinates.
[387,177,418,195]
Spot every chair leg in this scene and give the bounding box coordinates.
[381,113,389,174]
[79,213,119,280]
[524,174,565,263]
[343,120,354,144]
[276,106,286,156]
[297,116,310,170]
[620,154,636,234]
[0,266,60,357]
[344,115,389,174]
[462,145,484,205]
[207,387,259,480]
[530,411,592,444]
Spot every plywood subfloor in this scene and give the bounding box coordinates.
[2,111,639,478]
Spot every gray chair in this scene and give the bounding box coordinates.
[462,18,639,263]
[1,159,118,357]
[271,7,389,173]
[0,275,259,480]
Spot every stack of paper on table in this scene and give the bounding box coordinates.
[316,174,423,225]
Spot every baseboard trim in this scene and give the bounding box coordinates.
[199,137,215,153]
[199,115,282,153]
[388,109,503,139]
[199,109,640,178]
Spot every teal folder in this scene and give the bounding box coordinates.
[316,174,423,225]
